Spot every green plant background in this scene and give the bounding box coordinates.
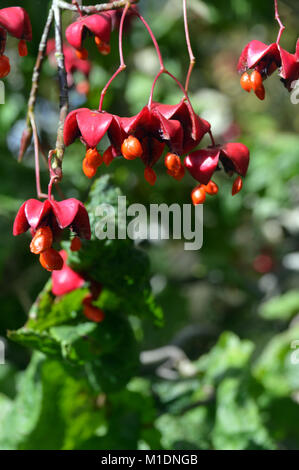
[0,0,299,450]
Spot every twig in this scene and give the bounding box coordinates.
[183,0,196,92]
[52,0,69,179]
[57,0,138,14]
[140,346,197,380]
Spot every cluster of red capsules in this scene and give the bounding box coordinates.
[0,7,32,78]
[238,1,299,99]
[62,1,251,206]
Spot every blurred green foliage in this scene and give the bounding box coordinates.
[0,0,299,450]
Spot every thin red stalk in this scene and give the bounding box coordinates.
[72,0,84,17]
[136,12,164,70]
[99,3,130,110]
[134,12,166,108]
[148,70,164,108]
[209,130,216,147]
[183,0,196,92]
[274,0,285,44]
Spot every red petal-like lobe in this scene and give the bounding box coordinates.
[278,45,299,91]
[25,199,52,230]
[121,106,153,136]
[141,136,165,167]
[64,108,89,146]
[76,110,113,148]
[13,200,30,235]
[52,250,84,296]
[72,203,91,240]
[220,143,250,176]
[154,100,210,153]
[0,7,32,40]
[107,114,126,151]
[153,110,183,153]
[237,40,280,73]
[184,149,220,184]
[65,13,112,50]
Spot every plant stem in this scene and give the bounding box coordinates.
[57,0,138,14]
[274,0,285,44]
[99,2,130,111]
[53,0,69,178]
[183,0,196,92]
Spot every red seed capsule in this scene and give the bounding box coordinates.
[30,227,53,254]
[97,42,110,55]
[76,80,90,95]
[204,180,219,195]
[250,70,263,92]
[82,296,105,323]
[70,236,82,252]
[85,148,102,167]
[144,167,157,185]
[121,136,143,160]
[240,72,251,93]
[164,153,182,174]
[232,176,243,195]
[103,146,114,166]
[82,157,97,178]
[0,55,10,78]
[168,165,185,181]
[191,185,206,205]
[94,36,102,46]
[75,48,88,60]
[39,248,64,271]
[254,84,265,101]
[18,39,28,57]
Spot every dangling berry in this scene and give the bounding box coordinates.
[85,148,102,167]
[204,180,218,195]
[254,84,265,101]
[144,167,157,185]
[75,48,88,60]
[18,39,28,57]
[94,36,102,47]
[121,136,143,160]
[0,55,10,78]
[97,42,110,55]
[250,70,263,92]
[240,72,251,92]
[70,236,82,252]
[82,157,98,178]
[76,80,90,95]
[94,36,111,54]
[191,185,206,205]
[232,176,243,195]
[30,227,53,254]
[168,165,185,181]
[39,248,63,271]
[164,153,182,175]
[103,146,114,166]
[82,296,105,323]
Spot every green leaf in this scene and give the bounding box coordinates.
[212,377,275,450]
[195,332,254,381]
[259,290,299,321]
[253,326,299,397]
